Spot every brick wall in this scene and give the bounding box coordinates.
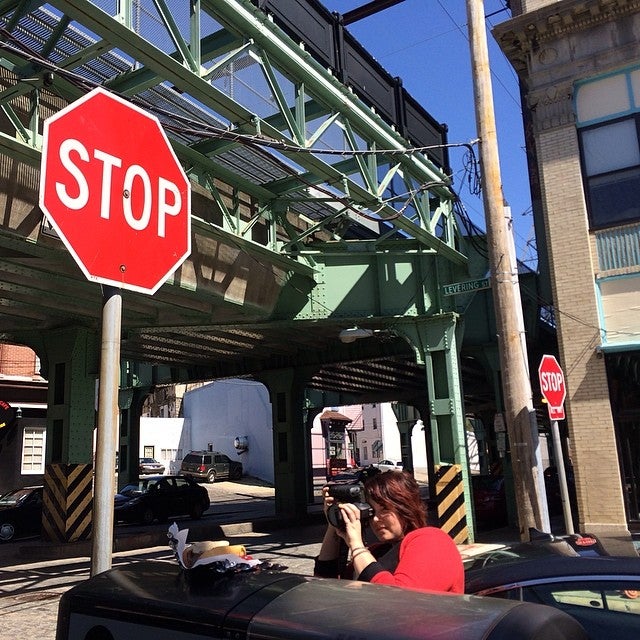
[536,122,627,534]
[0,344,38,377]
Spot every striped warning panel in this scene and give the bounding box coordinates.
[42,463,93,543]
[434,464,469,544]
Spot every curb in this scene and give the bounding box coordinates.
[14,511,327,562]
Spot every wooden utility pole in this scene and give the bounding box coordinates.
[465,0,550,539]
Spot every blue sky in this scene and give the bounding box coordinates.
[321,1,535,265]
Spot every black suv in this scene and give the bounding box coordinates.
[180,451,243,483]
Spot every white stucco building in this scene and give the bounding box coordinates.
[139,378,274,483]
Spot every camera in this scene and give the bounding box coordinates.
[326,482,374,529]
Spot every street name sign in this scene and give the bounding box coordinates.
[441,277,491,296]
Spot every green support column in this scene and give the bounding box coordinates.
[390,402,419,473]
[117,387,150,489]
[255,368,313,518]
[397,315,474,541]
[42,326,99,464]
[305,404,324,502]
[412,398,437,491]
[40,326,99,542]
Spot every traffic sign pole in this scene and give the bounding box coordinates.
[39,88,192,574]
[550,417,574,535]
[538,354,573,535]
[91,286,122,576]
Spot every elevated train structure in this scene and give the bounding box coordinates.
[0,0,553,543]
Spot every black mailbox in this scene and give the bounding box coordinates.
[56,561,587,640]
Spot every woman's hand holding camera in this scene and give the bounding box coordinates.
[321,486,365,551]
[336,501,366,550]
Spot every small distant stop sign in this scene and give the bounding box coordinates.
[39,87,191,294]
[538,354,566,421]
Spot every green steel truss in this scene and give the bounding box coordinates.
[0,0,467,276]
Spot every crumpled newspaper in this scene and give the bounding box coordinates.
[168,522,262,572]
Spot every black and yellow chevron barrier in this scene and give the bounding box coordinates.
[42,463,93,543]
[434,464,469,544]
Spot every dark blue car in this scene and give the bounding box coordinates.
[114,475,210,525]
[0,485,43,542]
[465,533,640,640]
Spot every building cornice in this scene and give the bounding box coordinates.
[494,0,640,72]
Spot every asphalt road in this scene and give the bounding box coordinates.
[0,476,326,640]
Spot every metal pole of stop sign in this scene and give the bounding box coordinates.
[91,286,122,576]
[549,412,574,535]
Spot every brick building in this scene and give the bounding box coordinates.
[495,0,640,536]
[0,344,47,492]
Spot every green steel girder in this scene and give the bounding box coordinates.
[296,249,460,322]
[0,0,468,268]
[202,1,460,233]
[0,126,317,279]
[0,129,39,165]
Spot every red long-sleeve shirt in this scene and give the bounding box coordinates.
[358,527,464,593]
[314,526,464,593]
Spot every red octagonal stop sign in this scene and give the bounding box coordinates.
[39,88,191,294]
[538,354,566,420]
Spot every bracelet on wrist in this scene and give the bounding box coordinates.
[351,547,368,560]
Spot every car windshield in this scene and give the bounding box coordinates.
[120,479,161,496]
[0,487,35,506]
[140,458,156,463]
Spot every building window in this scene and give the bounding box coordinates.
[22,427,46,474]
[579,116,640,228]
[372,417,378,429]
[576,68,640,229]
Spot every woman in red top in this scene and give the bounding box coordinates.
[314,471,464,593]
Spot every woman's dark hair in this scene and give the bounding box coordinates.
[364,471,427,534]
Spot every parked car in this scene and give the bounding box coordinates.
[180,450,243,483]
[114,475,210,525]
[0,485,43,542]
[372,459,403,472]
[464,534,640,640]
[139,457,165,475]
[471,474,508,529]
[57,560,588,640]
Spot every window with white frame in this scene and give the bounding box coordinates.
[21,427,46,474]
[577,68,640,228]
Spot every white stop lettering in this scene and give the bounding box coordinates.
[54,138,182,237]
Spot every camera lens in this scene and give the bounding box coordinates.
[326,502,373,529]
